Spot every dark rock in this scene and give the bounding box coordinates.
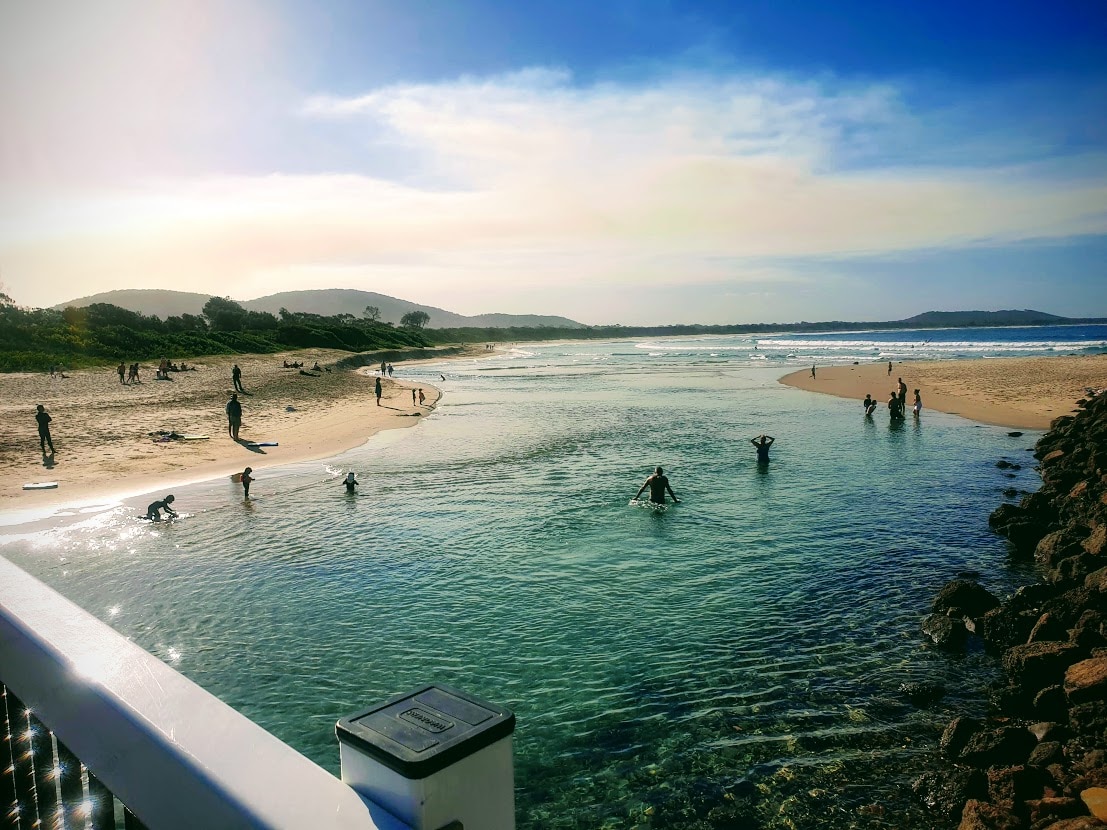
[1038,817,1107,829]
[934,579,1002,620]
[1026,796,1084,826]
[1008,432,1025,437]
[988,764,1042,809]
[913,768,985,821]
[1029,722,1067,742]
[1072,611,1107,650]
[1005,488,1021,498]
[981,605,1041,652]
[1029,742,1066,768]
[923,613,969,650]
[1038,529,1088,570]
[900,680,947,706]
[958,798,1021,829]
[1030,612,1072,644]
[1087,570,1107,594]
[960,726,1038,768]
[998,459,1022,470]
[1069,702,1107,736]
[1034,686,1070,721]
[1085,526,1107,557]
[1004,642,1081,688]
[942,716,984,759]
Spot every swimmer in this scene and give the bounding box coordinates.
[634,466,680,504]
[343,472,358,493]
[751,435,774,462]
[145,494,178,521]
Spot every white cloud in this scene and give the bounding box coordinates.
[2,66,1105,320]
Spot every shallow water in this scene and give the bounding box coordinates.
[2,333,1060,828]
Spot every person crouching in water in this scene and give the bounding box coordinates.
[343,472,358,493]
[146,495,178,521]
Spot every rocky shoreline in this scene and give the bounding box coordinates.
[917,391,1107,828]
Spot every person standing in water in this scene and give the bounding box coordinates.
[913,389,922,418]
[863,394,876,416]
[240,467,254,499]
[145,495,178,521]
[635,467,680,504]
[343,472,358,493]
[751,435,775,462]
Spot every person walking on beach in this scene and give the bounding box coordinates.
[343,472,358,493]
[388,364,394,377]
[374,376,382,406]
[35,404,54,454]
[145,495,178,521]
[117,362,127,385]
[751,435,775,462]
[240,467,254,499]
[635,466,680,504]
[811,364,816,379]
[232,364,244,392]
[226,393,243,440]
[412,388,417,406]
[913,389,922,418]
[418,389,426,406]
[888,360,893,376]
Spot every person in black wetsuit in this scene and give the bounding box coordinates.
[35,404,55,454]
[343,472,358,493]
[751,435,775,462]
[145,495,178,521]
[635,467,680,504]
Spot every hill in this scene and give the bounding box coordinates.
[54,288,585,329]
[898,309,1070,327]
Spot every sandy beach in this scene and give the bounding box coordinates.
[0,349,462,512]
[780,355,1107,429]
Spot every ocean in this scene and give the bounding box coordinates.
[3,324,1106,829]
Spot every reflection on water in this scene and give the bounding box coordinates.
[2,337,1046,829]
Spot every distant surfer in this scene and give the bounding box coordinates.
[751,435,774,463]
[634,467,680,505]
[35,404,55,454]
[145,495,178,521]
[343,472,358,493]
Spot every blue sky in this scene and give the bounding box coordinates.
[1,0,1104,324]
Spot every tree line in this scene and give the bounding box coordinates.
[0,295,432,371]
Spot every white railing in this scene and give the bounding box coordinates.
[0,555,408,830]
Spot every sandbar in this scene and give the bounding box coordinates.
[0,349,471,512]
[780,355,1107,429]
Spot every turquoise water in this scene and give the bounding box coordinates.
[1,333,1059,828]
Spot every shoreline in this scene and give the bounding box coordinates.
[0,347,484,518]
[779,355,1107,430]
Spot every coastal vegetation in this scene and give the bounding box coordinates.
[0,295,431,371]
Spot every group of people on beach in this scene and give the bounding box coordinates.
[116,362,143,384]
[867,376,922,420]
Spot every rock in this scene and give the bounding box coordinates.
[1003,642,1081,688]
[1082,787,1107,821]
[958,798,1021,829]
[997,459,1021,469]
[1069,702,1107,735]
[913,768,985,821]
[1085,526,1107,557]
[934,579,1002,620]
[1030,612,1071,644]
[1009,432,1025,437]
[1034,686,1069,721]
[942,717,984,759]
[960,726,1037,768]
[1040,816,1106,829]
[987,764,1042,808]
[1072,611,1107,650]
[1026,797,1084,826]
[1066,658,1107,704]
[1029,742,1066,768]
[1038,529,1087,569]
[900,680,947,706]
[1087,569,1107,594]
[923,613,969,650]
[981,605,1042,652]
[1029,722,1066,742]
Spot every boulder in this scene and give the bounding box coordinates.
[1038,529,1088,570]
[1083,787,1107,822]
[1066,658,1107,704]
[942,717,984,759]
[958,798,1020,829]
[900,680,947,706]
[913,768,985,821]
[934,579,1002,620]
[1038,816,1107,829]
[1086,569,1107,594]
[1069,702,1107,736]
[987,764,1042,808]
[960,726,1038,768]
[1034,686,1070,722]
[1030,612,1072,644]
[923,614,969,650]
[1029,742,1066,769]
[1003,642,1081,688]
[1085,526,1107,557]
[1026,797,1084,826]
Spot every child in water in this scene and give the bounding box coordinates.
[241,467,254,499]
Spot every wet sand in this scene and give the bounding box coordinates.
[780,355,1107,429]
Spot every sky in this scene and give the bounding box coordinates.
[1,1,1105,325]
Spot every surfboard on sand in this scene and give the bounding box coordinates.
[182,434,210,440]
[23,482,59,490]
[246,441,278,447]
